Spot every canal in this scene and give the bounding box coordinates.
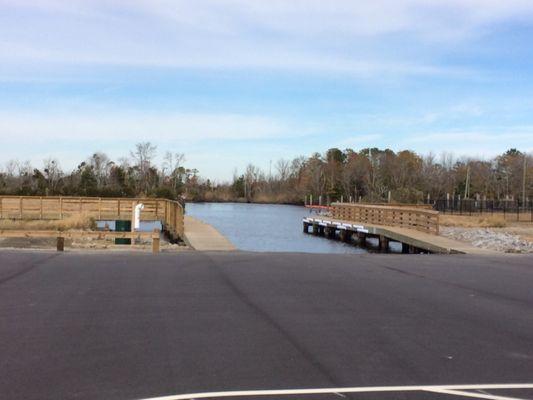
[186,202,368,254]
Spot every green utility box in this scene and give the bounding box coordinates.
[115,220,132,245]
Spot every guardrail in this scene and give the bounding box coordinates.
[0,196,184,239]
[331,202,439,235]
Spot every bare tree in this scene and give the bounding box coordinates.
[163,151,186,193]
[5,160,18,177]
[244,164,261,200]
[276,159,291,182]
[130,142,157,193]
[88,152,111,189]
[43,158,62,195]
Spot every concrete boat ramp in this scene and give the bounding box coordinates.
[303,216,497,255]
[183,215,236,251]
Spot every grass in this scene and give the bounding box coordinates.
[0,214,97,231]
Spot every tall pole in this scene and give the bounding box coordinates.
[464,164,470,199]
[523,154,527,206]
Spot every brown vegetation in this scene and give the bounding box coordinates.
[0,214,97,231]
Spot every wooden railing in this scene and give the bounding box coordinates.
[357,202,434,210]
[331,203,440,235]
[0,196,184,239]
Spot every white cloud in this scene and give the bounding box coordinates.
[0,110,315,178]
[405,130,533,143]
[1,0,532,77]
[0,111,304,143]
[399,129,533,157]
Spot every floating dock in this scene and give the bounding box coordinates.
[303,217,497,255]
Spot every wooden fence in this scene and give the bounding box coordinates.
[331,203,440,235]
[0,196,184,239]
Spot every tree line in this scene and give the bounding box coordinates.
[0,144,531,204]
[0,143,194,200]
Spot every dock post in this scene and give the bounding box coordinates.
[357,232,367,247]
[303,222,309,233]
[401,242,410,254]
[339,229,346,242]
[339,229,351,243]
[56,237,65,252]
[312,223,319,235]
[318,225,325,236]
[325,227,334,239]
[379,235,389,253]
[152,229,160,254]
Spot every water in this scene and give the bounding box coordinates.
[96,220,162,232]
[186,202,368,254]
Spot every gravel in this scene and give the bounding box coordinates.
[441,227,533,253]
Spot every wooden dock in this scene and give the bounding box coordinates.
[303,217,497,255]
[183,216,236,251]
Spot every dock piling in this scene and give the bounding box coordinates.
[357,232,367,247]
[379,235,389,253]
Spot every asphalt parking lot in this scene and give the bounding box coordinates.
[1,250,532,400]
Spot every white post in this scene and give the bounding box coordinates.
[134,203,144,231]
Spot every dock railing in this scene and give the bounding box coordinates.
[0,196,184,239]
[331,202,440,235]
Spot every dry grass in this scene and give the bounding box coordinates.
[0,214,97,231]
[439,214,508,228]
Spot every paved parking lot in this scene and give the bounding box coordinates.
[1,251,532,400]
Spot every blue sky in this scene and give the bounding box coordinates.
[1,0,533,181]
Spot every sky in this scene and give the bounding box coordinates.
[1,0,533,181]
